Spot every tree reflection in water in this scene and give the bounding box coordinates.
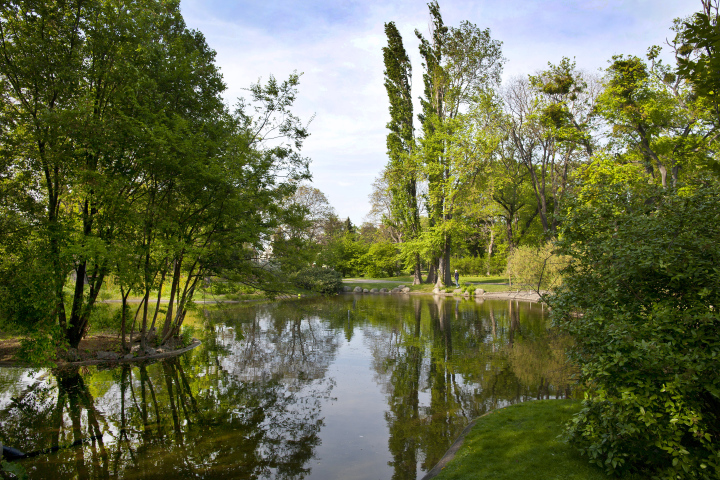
[0,296,574,480]
[358,295,576,480]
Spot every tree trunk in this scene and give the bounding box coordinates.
[486,230,494,276]
[412,253,423,285]
[66,262,88,347]
[162,257,182,340]
[120,286,130,352]
[426,260,438,285]
[436,235,451,288]
[147,266,167,341]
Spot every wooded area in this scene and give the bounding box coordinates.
[0,0,719,478]
[0,0,312,355]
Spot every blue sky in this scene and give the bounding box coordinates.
[180,0,700,225]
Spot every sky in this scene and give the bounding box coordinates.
[179,0,700,225]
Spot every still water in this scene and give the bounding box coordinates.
[0,295,575,479]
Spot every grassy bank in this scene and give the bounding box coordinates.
[431,400,646,480]
[342,275,513,294]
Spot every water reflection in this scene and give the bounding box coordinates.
[0,296,575,479]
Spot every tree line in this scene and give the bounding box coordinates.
[0,0,311,356]
[364,1,718,479]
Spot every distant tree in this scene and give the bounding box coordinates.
[677,0,720,164]
[505,59,598,237]
[367,172,403,243]
[596,53,710,188]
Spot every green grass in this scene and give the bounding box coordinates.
[432,400,646,480]
[462,275,509,284]
[342,275,514,294]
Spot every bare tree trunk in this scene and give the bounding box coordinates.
[147,265,167,342]
[120,286,131,352]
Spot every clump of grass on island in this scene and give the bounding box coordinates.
[432,400,647,480]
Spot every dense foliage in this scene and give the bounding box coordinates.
[551,161,720,478]
[289,266,343,295]
[369,2,720,478]
[0,0,310,357]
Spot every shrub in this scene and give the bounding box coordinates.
[180,325,196,347]
[87,303,121,332]
[507,242,568,292]
[290,266,342,295]
[551,164,720,479]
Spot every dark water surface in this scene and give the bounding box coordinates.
[0,295,575,479]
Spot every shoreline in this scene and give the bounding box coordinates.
[0,340,202,369]
[342,290,544,303]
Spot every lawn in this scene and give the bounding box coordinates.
[342,274,514,294]
[431,400,647,480]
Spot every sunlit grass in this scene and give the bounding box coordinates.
[432,400,647,480]
[341,274,515,293]
[462,275,509,284]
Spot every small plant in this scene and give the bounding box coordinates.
[180,325,196,347]
[1,459,28,480]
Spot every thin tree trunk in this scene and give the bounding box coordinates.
[162,257,182,339]
[486,230,494,276]
[148,266,167,340]
[120,286,130,352]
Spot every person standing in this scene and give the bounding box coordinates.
[454,269,459,287]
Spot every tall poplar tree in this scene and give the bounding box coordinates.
[382,21,423,285]
[415,1,503,287]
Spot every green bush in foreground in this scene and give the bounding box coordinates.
[551,162,720,479]
[290,266,342,295]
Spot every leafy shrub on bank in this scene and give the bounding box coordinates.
[507,242,568,292]
[290,266,342,295]
[551,163,720,479]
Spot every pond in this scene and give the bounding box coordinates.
[0,295,575,480]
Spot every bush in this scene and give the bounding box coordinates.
[507,242,568,292]
[290,266,342,295]
[361,242,399,278]
[180,325,196,347]
[551,163,720,479]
